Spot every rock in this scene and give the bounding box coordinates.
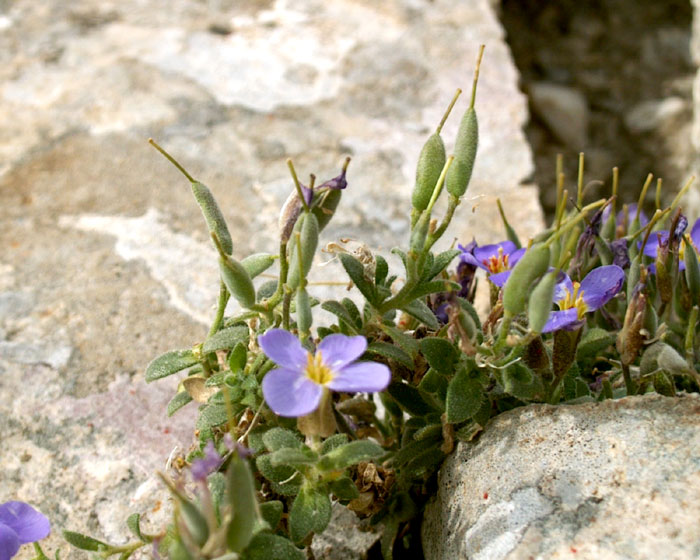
[529,81,589,150]
[0,0,542,558]
[422,394,700,560]
[624,96,688,134]
[310,503,382,560]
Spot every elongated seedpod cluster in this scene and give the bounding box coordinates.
[445,107,478,199]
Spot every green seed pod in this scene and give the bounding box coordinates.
[313,187,342,231]
[287,213,319,290]
[296,287,312,334]
[627,254,641,306]
[412,132,446,212]
[502,243,551,316]
[446,108,478,198]
[684,239,700,307]
[527,269,558,334]
[241,253,276,279]
[409,211,430,254]
[219,255,256,309]
[191,181,233,255]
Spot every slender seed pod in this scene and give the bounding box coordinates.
[296,287,312,334]
[219,256,256,309]
[412,133,446,212]
[241,253,276,279]
[287,213,319,290]
[502,243,551,316]
[527,269,558,334]
[312,187,342,231]
[191,181,234,255]
[684,236,700,307]
[627,254,641,306]
[446,108,478,198]
[409,211,431,254]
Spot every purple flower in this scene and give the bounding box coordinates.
[190,441,223,482]
[0,501,50,559]
[459,241,526,287]
[259,330,390,417]
[541,265,625,333]
[603,203,649,229]
[641,217,700,268]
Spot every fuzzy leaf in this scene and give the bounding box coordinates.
[320,434,349,454]
[375,255,389,286]
[263,428,303,451]
[259,501,284,531]
[328,477,360,501]
[321,301,358,332]
[203,325,249,354]
[366,341,414,369]
[268,447,318,467]
[167,391,193,417]
[195,404,229,430]
[410,280,462,300]
[126,513,149,542]
[339,252,376,305]
[318,440,384,471]
[446,367,483,423]
[243,533,305,560]
[420,338,459,375]
[63,531,108,552]
[387,381,437,416]
[401,299,439,330]
[289,485,332,543]
[145,349,198,382]
[429,249,461,279]
[255,455,302,496]
[502,362,545,402]
[576,327,616,360]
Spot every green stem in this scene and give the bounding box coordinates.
[207,281,230,338]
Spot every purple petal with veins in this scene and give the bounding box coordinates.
[541,308,581,333]
[258,329,308,370]
[326,361,391,393]
[262,368,323,417]
[317,334,367,370]
[580,265,625,310]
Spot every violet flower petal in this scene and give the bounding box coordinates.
[0,523,20,560]
[472,241,516,268]
[262,368,322,417]
[509,247,527,267]
[258,329,308,370]
[553,274,574,304]
[317,334,367,370]
[541,308,581,334]
[458,242,480,268]
[641,231,669,258]
[488,270,511,287]
[191,441,222,481]
[691,218,700,250]
[0,502,50,545]
[326,362,391,393]
[580,265,625,310]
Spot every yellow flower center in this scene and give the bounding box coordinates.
[305,351,335,386]
[557,281,588,320]
[483,247,510,274]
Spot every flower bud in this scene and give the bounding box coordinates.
[241,253,276,279]
[278,190,303,243]
[412,132,446,212]
[617,283,647,366]
[684,235,700,307]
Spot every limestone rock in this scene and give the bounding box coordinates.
[529,81,589,150]
[422,394,700,560]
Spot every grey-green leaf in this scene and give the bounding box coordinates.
[446,367,483,423]
[289,485,332,543]
[203,325,249,354]
[145,349,199,382]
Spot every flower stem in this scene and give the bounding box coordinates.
[207,281,230,338]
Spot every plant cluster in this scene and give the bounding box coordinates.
[59,46,700,559]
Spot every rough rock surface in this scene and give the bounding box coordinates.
[0,0,541,558]
[422,394,700,560]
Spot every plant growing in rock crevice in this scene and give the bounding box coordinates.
[61,45,700,559]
